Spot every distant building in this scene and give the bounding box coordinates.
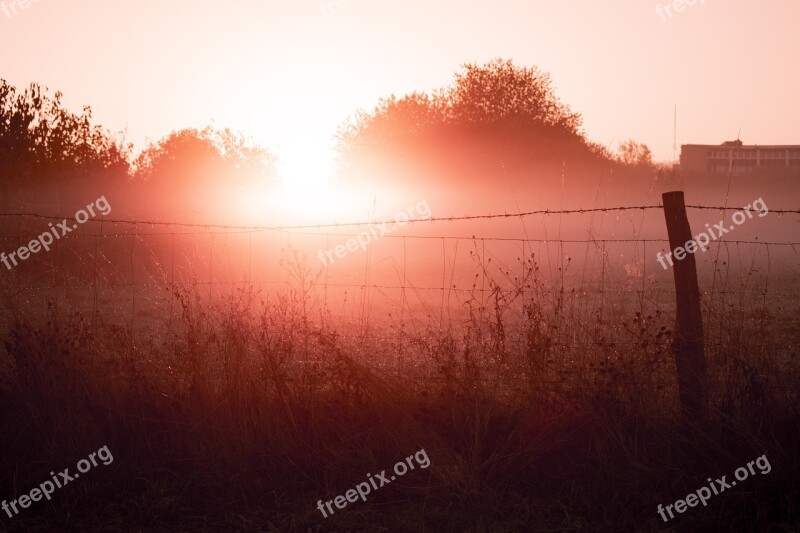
[680,140,800,177]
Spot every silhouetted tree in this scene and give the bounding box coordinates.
[0,80,130,189]
[616,140,653,167]
[335,59,605,190]
[133,127,277,188]
[444,59,581,134]
[131,127,277,216]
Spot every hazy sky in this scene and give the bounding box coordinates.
[2,0,798,175]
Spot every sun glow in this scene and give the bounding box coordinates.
[271,141,359,221]
[229,109,375,224]
[277,140,336,190]
[232,140,369,226]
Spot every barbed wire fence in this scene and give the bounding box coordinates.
[0,201,797,403]
[0,206,793,321]
[0,202,796,330]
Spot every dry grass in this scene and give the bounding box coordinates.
[0,253,798,532]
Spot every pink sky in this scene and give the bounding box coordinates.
[1,0,798,173]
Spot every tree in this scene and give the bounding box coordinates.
[444,59,581,134]
[337,92,446,151]
[616,140,653,167]
[335,59,599,187]
[133,127,277,189]
[338,59,582,146]
[131,127,278,216]
[0,80,130,188]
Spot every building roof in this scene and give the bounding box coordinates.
[682,142,800,149]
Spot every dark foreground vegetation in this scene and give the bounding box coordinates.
[0,264,798,532]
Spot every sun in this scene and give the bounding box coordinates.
[277,140,335,191]
[232,139,370,226]
[274,142,355,220]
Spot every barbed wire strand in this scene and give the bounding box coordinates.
[0,204,797,232]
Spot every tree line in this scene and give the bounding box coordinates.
[0,59,662,198]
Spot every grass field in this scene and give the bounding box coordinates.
[1,238,798,531]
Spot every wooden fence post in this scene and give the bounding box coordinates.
[662,191,709,423]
